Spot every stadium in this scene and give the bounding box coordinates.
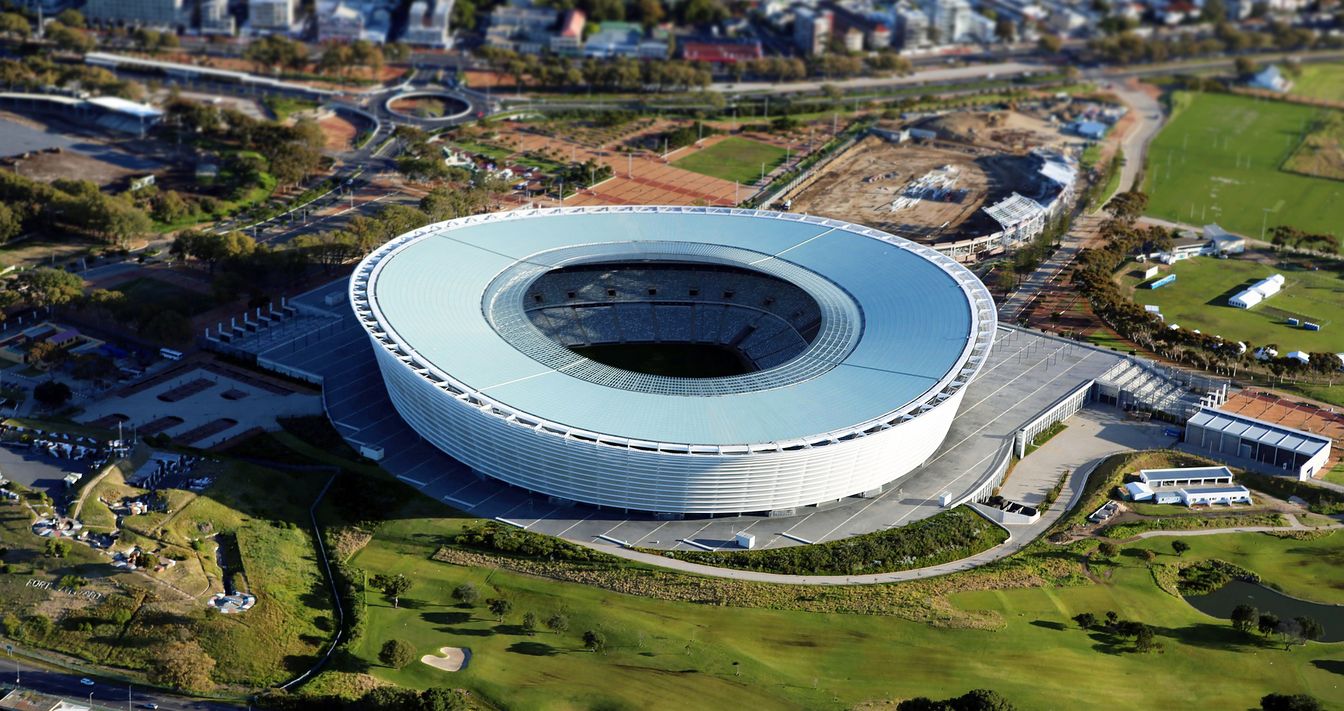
[350,207,997,515]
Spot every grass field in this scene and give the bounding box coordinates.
[109,277,214,316]
[335,497,1344,710]
[1289,63,1344,103]
[673,137,787,184]
[1116,255,1344,352]
[1143,92,1344,245]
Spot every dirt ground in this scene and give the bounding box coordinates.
[8,150,148,186]
[789,136,1004,242]
[318,113,358,152]
[467,120,743,206]
[921,110,1070,152]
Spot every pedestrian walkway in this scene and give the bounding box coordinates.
[579,407,1174,585]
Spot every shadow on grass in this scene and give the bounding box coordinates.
[1154,623,1268,651]
[422,611,473,626]
[440,627,495,637]
[1311,659,1344,675]
[1030,620,1067,631]
[507,641,560,656]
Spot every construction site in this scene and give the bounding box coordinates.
[786,108,1086,260]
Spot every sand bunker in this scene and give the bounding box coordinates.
[420,646,471,672]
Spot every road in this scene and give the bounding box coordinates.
[1109,80,1165,194]
[567,408,1173,585]
[0,660,241,710]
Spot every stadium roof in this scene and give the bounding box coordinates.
[355,207,994,446]
[1188,408,1330,458]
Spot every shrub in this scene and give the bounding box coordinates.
[379,639,415,669]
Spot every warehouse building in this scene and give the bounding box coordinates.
[1184,407,1331,480]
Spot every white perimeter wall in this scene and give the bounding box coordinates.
[374,339,965,514]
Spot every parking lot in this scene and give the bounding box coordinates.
[261,280,1130,550]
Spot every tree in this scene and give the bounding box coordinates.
[34,381,72,409]
[47,23,94,53]
[545,612,570,634]
[0,13,30,38]
[1140,549,1157,563]
[487,597,512,622]
[1171,540,1190,557]
[372,573,411,608]
[1073,612,1097,629]
[56,9,85,27]
[521,611,538,635]
[1098,541,1119,558]
[451,583,478,606]
[1234,56,1260,78]
[379,639,415,669]
[1295,616,1324,644]
[1231,604,1259,633]
[1276,618,1304,649]
[1038,34,1063,53]
[583,629,606,652]
[43,538,71,557]
[149,641,216,692]
[1261,693,1324,711]
[15,268,84,307]
[1259,612,1281,637]
[1106,190,1149,222]
[1133,624,1158,653]
[0,202,20,244]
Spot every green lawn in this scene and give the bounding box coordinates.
[1324,461,1344,486]
[340,505,1344,710]
[1116,255,1344,352]
[1290,63,1344,103]
[673,137,788,184]
[263,96,319,121]
[1143,91,1344,246]
[109,277,214,316]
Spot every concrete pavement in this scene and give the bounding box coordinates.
[568,408,1175,585]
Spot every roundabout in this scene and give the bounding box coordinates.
[383,91,473,122]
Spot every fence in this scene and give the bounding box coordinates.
[951,438,1015,508]
[1014,379,1096,458]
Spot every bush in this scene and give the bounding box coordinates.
[378,638,415,669]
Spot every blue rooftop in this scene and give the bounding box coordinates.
[361,208,992,445]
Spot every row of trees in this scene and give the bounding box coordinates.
[163,98,326,187]
[1230,604,1326,649]
[1087,21,1332,65]
[0,172,151,246]
[1072,610,1162,652]
[1074,192,1343,380]
[1269,225,1340,254]
[243,35,407,78]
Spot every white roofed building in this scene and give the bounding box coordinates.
[249,0,297,30]
[403,0,455,47]
[1228,274,1284,309]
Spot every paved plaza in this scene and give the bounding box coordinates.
[260,280,1132,551]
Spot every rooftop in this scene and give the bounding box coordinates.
[356,207,994,447]
[1138,466,1233,482]
[1189,407,1331,458]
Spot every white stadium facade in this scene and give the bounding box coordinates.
[350,207,997,516]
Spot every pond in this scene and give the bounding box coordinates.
[1185,579,1344,642]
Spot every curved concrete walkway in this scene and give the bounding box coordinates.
[572,409,1173,585]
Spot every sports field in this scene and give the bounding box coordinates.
[1289,62,1344,103]
[673,136,787,184]
[1143,92,1344,244]
[1117,256,1344,353]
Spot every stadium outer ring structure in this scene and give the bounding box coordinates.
[350,206,997,516]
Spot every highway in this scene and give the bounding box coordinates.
[0,657,241,710]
